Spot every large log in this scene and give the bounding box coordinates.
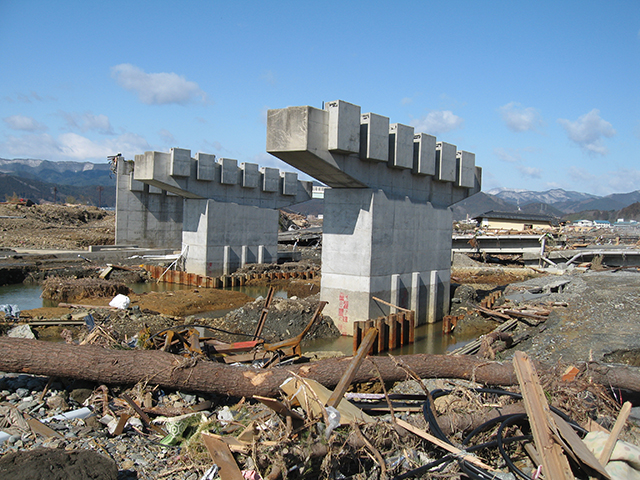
[0,338,638,397]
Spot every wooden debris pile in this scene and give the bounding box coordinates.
[141,294,327,367]
[60,348,635,480]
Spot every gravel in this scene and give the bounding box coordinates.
[500,270,640,365]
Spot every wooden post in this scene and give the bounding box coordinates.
[326,327,378,409]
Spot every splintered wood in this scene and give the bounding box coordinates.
[513,351,574,480]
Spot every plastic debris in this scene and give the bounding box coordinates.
[0,304,20,321]
[7,324,35,339]
[108,294,130,310]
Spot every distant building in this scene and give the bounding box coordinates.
[593,220,611,228]
[473,211,556,231]
[614,219,639,228]
[573,219,594,228]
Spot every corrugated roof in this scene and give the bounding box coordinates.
[474,210,556,222]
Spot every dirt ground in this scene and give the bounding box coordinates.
[0,203,114,249]
[4,206,640,479]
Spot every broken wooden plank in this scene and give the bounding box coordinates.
[551,412,610,479]
[201,433,244,480]
[253,286,275,340]
[513,351,574,480]
[475,305,511,320]
[326,327,378,409]
[121,393,166,436]
[280,377,373,425]
[253,395,304,423]
[371,296,412,313]
[395,418,496,472]
[599,401,632,467]
[25,414,63,439]
[112,413,131,436]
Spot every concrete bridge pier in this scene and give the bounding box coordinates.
[267,99,481,335]
[321,188,452,334]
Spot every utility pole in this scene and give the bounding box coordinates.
[53,186,57,204]
[97,186,104,208]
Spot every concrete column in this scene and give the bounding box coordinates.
[241,245,248,268]
[258,245,265,264]
[223,246,231,276]
[411,272,427,324]
[390,274,401,314]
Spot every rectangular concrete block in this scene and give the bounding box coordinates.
[326,100,360,154]
[261,167,279,192]
[435,142,456,182]
[413,133,436,176]
[456,151,475,188]
[473,166,482,194]
[196,152,215,181]
[129,173,144,192]
[241,163,259,188]
[388,123,414,169]
[267,106,329,153]
[281,171,298,196]
[220,158,238,185]
[170,148,191,177]
[148,185,163,195]
[359,113,389,162]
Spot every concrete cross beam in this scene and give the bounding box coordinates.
[132,148,312,208]
[267,100,481,207]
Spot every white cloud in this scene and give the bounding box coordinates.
[3,115,48,132]
[516,165,542,179]
[499,102,543,132]
[111,63,208,105]
[411,110,463,135]
[61,112,114,135]
[558,109,615,155]
[261,70,276,85]
[401,97,413,106]
[2,91,52,104]
[607,168,640,193]
[202,139,225,152]
[493,147,521,163]
[159,129,176,145]
[568,166,640,196]
[494,147,542,179]
[0,132,151,161]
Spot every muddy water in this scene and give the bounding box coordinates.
[0,283,474,356]
[304,321,477,356]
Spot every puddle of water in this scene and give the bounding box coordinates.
[0,282,284,310]
[0,282,476,356]
[0,283,49,310]
[304,322,478,357]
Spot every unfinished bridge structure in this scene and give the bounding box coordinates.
[115,148,312,277]
[267,100,481,335]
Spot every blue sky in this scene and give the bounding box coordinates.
[1,0,638,196]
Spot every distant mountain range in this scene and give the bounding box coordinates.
[0,158,115,206]
[1,158,639,221]
[453,188,640,222]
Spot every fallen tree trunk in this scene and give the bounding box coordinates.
[0,338,638,397]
